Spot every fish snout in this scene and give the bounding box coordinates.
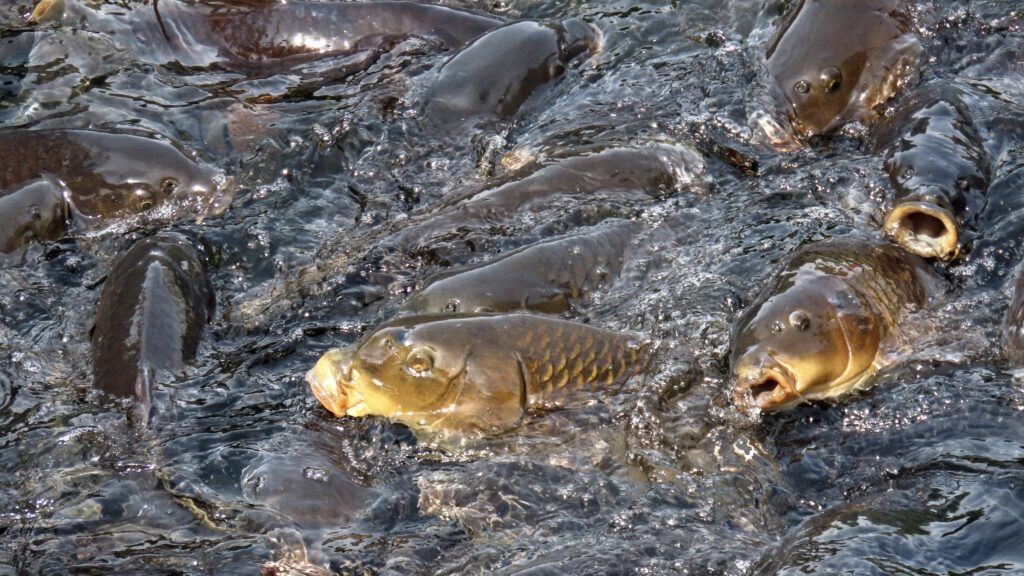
[883,197,958,260]
[306,347,356,417]
[560,18,603,60]
[731,354,798,411]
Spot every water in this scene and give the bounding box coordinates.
[1,0,1023,574]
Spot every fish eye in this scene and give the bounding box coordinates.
[900,166,915,183]
[820,66,842,94]
[161,178,178,196]
[443,299,460,313]
[789,310,811,331]
[405,346,435,376]
[793,80,810,95]
[134,189,156,211]
[955,176,970,193]
[29,205,42,221]
[770,320,784,334]
[378,333,396,350]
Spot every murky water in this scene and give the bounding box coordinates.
[1,0,1023,574]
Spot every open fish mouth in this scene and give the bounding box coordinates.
[884,200,958,260]
[733,362,799,411]
[306,348,358,417]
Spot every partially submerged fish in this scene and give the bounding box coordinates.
[1003,268,1024,366]
[425,19,601,124]
[398,220,636,316]
[92,233,215,423]
[766,0,919,137]
[307,314,652,434]
[0,176,68,254]
[31,0,501,68]
[0,129,232,228]
[869,84,991,260]
[730,239,942,411]
[388,144,703,259]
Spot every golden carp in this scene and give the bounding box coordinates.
[398,221,636,316]
[766,0,919,137]
[730,239,942,411]
[307,314,652,434]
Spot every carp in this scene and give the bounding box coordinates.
[766,0,919,137]
[0,177,69,254]
[730,239,942,411]
[30,0,501,68]
[869,84,991,260]
[1003,267,1024,365]
[0,129,232,228]
[425,19,601,124]
[307,314,652,434]
[398,220,636,316]
[92,233,215,423]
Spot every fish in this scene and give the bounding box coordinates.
[424,19,601,124]
[387,144,704,260]
[869,84,991,260]
[765,0,919,137]
[306,314,652,435]
[398,221,636,316]
[0,176,69,254]
[0,129,232,228]
[31,0,501,68]
[92,233,215,424]
[1003,268,1024,365]
[730,238,942,411]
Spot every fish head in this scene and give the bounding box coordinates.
[768,54,866,137]
[558,18,602,61]
[306,324,470,427]
[730,269,881,410]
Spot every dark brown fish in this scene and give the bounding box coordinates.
[32,0,501,68]
[0,176,68,254]
[92,233,215,423]
[399,220,636,316]
[766,0,919,136]
[869,84,991,260]
[425,19,601,124]
[731,239,942,411]
[307,314,652,435]
[0,129,231,228]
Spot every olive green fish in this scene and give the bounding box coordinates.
[307,314,652,434]
[398,221,636,316]
[731,239,942,411]
[766,0,919,137]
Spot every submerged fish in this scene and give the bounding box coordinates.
[869,84,991,260]
[307,314,652,434]
[92,233,215,423]
[730,239,942,411]
[1003,268,1024,365]
[388,144,703,260]
[766,0,919,137]
[398,221,636,316]
[425,19,601,124]
[31,0,501,68]
[0,176,68,254]
[0,129,231,228]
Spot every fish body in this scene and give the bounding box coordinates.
[33,0,501,68]
[398,221,636,316]
[870,84,991,260]
[1003,268,1024,365]
[730,239,941,411]
[390,144,703,258]
[766,0,918,136]
[0,176,68,254]
[425,19,600,123]
[92,233,215,422]
[0,130,231,227]
[307,314,652,434]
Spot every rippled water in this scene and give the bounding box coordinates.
[1,0,1023,574]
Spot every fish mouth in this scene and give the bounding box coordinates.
[884,201,958,260]
[733,361,799,411]
[306,348,359,417]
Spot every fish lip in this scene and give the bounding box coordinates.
[306,348,359,417]
[733,361,799,411]
[883,200,959,260]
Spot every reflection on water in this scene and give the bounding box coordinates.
[1,0,1023,574]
